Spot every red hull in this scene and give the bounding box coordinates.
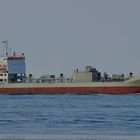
[0,86,140,95]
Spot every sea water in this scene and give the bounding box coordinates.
[0,94,140,137]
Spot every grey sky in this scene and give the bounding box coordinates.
[0,0,140,77]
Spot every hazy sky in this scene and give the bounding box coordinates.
[0,0,140,77]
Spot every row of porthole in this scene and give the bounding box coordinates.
[0,73,7,76]
[0,79,7,82]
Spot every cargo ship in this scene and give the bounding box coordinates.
[0,40,140,95]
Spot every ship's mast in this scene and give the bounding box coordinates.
[0,40,9,57]
[3,40,8,57]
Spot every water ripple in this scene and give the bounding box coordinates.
[0,94,139,134]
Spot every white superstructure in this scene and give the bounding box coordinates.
[0,41,26,83]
